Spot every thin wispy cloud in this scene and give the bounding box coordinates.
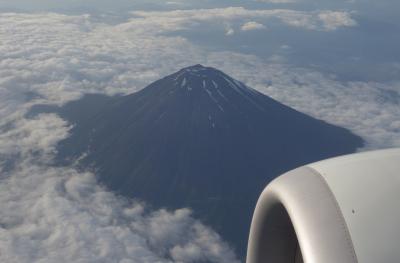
[318,10,357,30]
[241,21,266,31]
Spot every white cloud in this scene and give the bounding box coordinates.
[0,113,70,160]
[130,7,357,32]
[241,21,266,31]
[318,11,357,30]
[225,27,235,36]
[0,10,398,263]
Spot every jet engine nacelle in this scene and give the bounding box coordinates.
[247,148,400,263]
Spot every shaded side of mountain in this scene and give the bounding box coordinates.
[30,65,364,258]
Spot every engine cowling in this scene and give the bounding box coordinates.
[246,148,400,263]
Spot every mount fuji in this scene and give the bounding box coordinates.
[32,65,363,257]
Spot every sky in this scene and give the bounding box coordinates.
[0,0,399,262]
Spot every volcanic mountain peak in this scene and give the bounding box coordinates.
[171,64,248,92]
[159,64,264,113]
[181,64,208,72]
[178,64,214,75]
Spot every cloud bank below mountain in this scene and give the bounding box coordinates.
[0,112,239,263]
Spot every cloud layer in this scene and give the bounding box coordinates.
[131,7,357,32]
[0,8,398,262]
[0,113,239,263]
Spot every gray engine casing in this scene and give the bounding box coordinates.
[246,149,400,263]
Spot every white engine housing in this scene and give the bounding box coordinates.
[246,148,400,263]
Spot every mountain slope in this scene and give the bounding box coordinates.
[33,65,364,257]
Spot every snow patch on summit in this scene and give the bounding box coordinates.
[212,81,229,102]
[172,65,266,112]
[204,87,224,112]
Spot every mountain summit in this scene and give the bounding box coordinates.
[34,65,364,257]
